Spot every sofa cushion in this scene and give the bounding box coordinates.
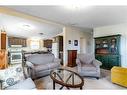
[34,64,49,72]
[81,64,97,71]
[34,63,60,72]
[47,63,60,69]
[26,54,54,65]
[6,78,36,89]
[0,64,25,89]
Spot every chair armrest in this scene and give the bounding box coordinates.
[25,61,34,69]
[76,59,82,66]
[54,58,61,64]
[93,59,102,67]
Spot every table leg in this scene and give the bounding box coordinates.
[66,87,70,90]
[60,86,64,90]
[53,81,55,90]
[80,86,82,90]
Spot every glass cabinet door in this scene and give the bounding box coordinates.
[109,37,118,54]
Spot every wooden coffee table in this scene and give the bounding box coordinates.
[50,68,84,90]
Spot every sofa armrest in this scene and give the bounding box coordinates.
[26,61,34,68]
[54,58,61,64]
[93,59,102,67]
[25,61,35,77]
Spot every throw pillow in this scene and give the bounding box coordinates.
[0,64,25,89]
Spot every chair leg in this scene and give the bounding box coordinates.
[96,77,99,80]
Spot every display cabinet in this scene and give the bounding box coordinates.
[95,35,121,69]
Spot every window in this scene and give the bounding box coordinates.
[30,40,40,50]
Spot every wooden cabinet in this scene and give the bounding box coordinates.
[1,32,6,49]
[0,50,8,69]
[8,37,27,47]
[44,40,52,48]
[68,50,77,67]
[95,35,121,69]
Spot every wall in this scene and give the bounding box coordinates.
[63,27,93,66]
[80,38,87,53]
[94,23,127,67]
[22,38,47,51]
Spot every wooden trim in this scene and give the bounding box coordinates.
[94,34,121,39]
[0,50,8,69]
[1,32,6,49]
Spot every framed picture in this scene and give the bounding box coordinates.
[74,40,78,46]
[68,40,71,44]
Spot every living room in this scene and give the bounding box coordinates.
[0,6,127,90]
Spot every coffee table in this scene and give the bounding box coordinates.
[50,68,84,90]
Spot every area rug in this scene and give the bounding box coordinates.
[34,67,126,90]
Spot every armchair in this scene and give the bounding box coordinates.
[76,53,102,79]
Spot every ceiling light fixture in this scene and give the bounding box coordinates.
[22,24,31,30]
[23,24,30,28]
[18,23,35,31]
[64,4,89,11]
[39,32,44,35]
[65,4,88,10]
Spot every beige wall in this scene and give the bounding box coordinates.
[63,27,93,66]
[94,23,127,67]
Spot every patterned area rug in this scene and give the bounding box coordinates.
[34,67,126,90]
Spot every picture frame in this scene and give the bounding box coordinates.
[74,40,78,46]
[68,40,71,44]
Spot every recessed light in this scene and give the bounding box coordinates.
[64,5,90,10]
[39,33,44,35]
[23,24,30,27]
[18,23,35,31]
[67,22,77,26]
[71,23,77,26]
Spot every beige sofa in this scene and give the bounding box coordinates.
[76,53,102,79]
[26,53,61,79]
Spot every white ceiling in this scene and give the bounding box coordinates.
[2,6,127,39]
[0,13,63,39]
[7,6,127,28]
